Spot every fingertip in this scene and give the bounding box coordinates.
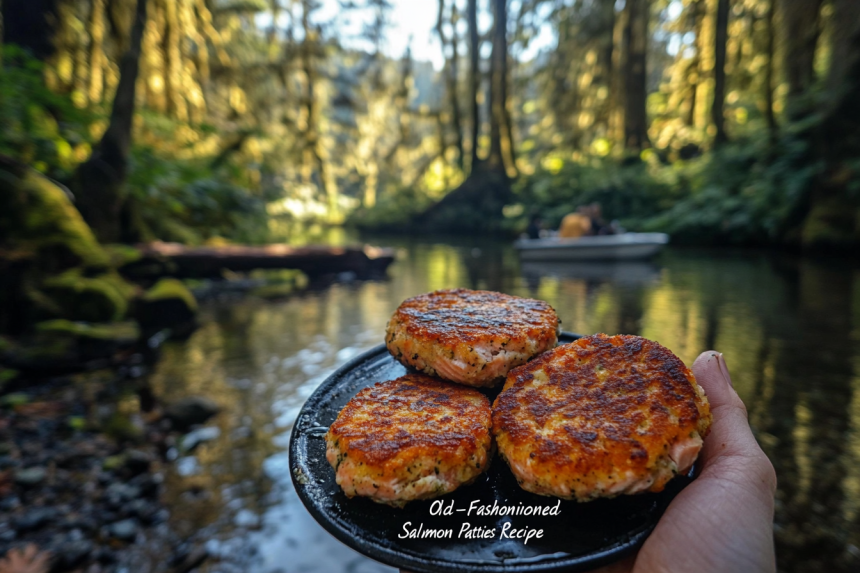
[692,350,744,413]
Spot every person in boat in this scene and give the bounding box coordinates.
[587,202,618,235]
[558,206,593,238]
[526,214,544,240]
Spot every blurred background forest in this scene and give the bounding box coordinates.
[2,0,859,248]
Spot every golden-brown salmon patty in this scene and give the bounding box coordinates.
[385,289,560,388]
[493,334,711,501]
[325,374,493,507]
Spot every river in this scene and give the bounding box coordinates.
[142,237,860,573]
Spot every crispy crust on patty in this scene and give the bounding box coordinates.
[385,289,560,387]
[325,373,493,506]
[492,334,711,501]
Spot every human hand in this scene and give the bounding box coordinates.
[592,351,777,573]
[402,351,777,573]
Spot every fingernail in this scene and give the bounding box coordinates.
[716,352,734,388]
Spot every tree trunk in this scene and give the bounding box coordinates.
[488,0,513,174]
[467,0,480,171]
[449,2,464,172]
[800,0,860,248]
[685,0,703,127]
[73,0,147,243]
[437,0,465,171]
[711,0,730,145]
[594,0,616,135]
[300,4,336,217]
[825,0,860,96]
[496,0,516,177]
[780,0,824,115]
[87,0,107,104]
[621,0,650,152]
[764,0,777,142]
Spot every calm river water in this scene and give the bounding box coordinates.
[145,237,860,573]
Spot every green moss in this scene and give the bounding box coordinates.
[42,269,138,322]
[0,166,110,270]
[142,278,198,312]
[35,319,140,342]
[1,393,29,407]
[103,244,143,267]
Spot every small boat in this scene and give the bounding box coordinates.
[514,233,669,261]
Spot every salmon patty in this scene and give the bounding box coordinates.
[385,289,560,388]
[493,334,711,501]
[325,374,493,507]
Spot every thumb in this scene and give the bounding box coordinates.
[691,351,776,495]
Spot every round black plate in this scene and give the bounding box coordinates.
[289,332,694,573]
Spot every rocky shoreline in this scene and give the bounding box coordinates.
[0,350,221,573]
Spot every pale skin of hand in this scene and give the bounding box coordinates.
[403,351,777,573]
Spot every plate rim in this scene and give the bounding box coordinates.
[288,332,672,573]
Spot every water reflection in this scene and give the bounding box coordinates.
[146,239,860,573]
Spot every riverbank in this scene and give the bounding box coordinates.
[0,345,221,572]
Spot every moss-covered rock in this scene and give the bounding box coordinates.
[0,320,141,374]
[0,159,110,271]
[40,269,138,323]
[142,278,197,311]
[135,278,198,336]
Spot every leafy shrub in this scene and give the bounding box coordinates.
[0,46,96,181]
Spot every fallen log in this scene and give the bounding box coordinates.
[122,242,396,279]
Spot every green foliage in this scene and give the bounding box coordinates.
[514,156,682,230]
[0,46,96,180]
[511,129,845,246]
[348,185,436,231]
[126,146,271,244]
[642,135,822,245]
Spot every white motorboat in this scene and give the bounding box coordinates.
[514,233,669,261]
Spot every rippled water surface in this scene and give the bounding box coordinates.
[146,238,860,573]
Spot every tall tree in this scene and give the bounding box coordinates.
[711,0,730,145]
[299,0,336,216]
[467,0,479,170]
[780,0,824,115]
[73,0,147,242]
[621,0,650,152]
[436,0,465,171]
[763,0,777,141]
[825,0,860,97]
[488,0,516,175]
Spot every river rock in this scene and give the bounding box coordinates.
[103,482,141,507]
[179,426,220,453]
[14,507,57,532]
[164,396,220,430]
[106,518,138,541]
[14,466,47,486]
[53,539,94,569]
[124,449,153,474]
[134,278,198,337]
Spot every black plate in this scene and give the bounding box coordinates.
[289,332,694,573]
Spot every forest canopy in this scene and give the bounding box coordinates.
[1,0,859,247]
